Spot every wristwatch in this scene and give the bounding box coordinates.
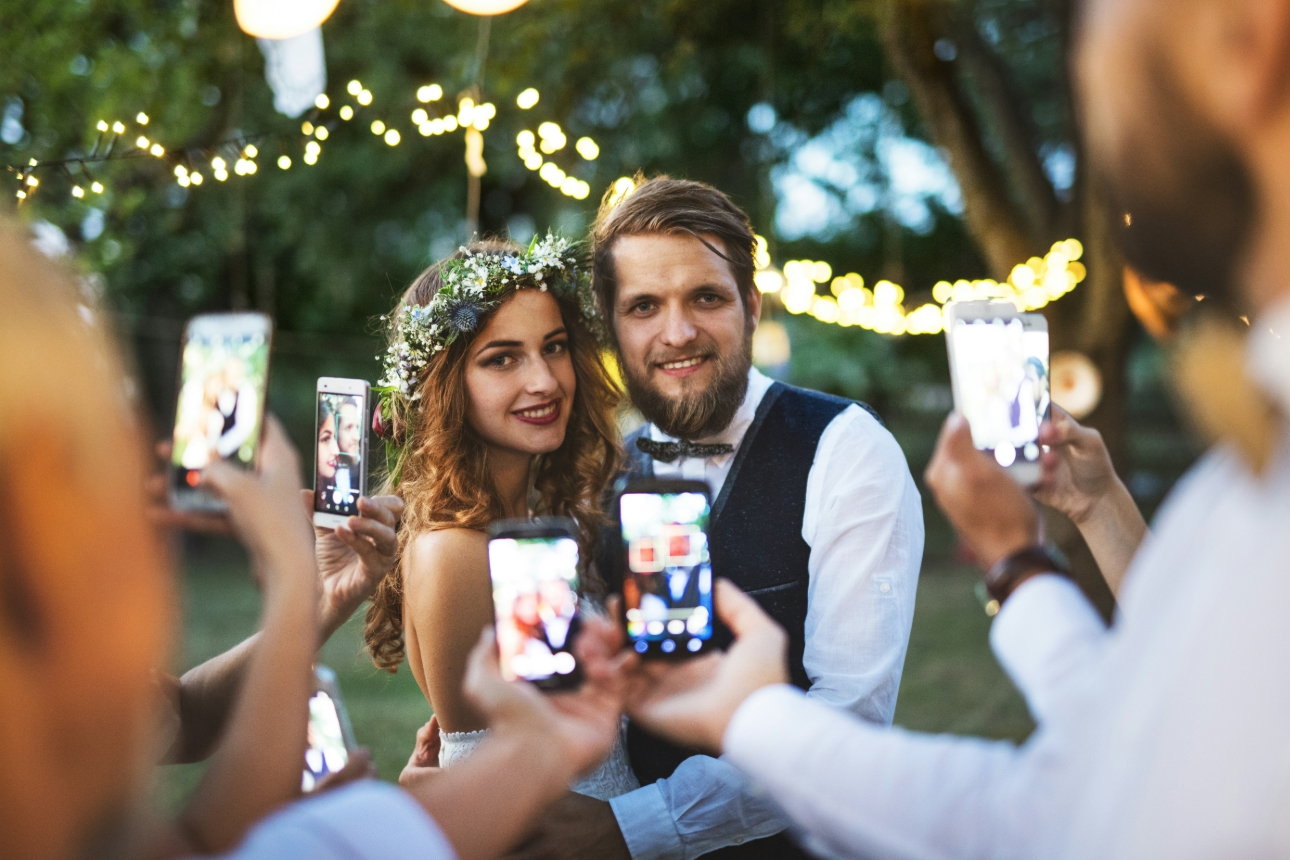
[983,545,1067,611]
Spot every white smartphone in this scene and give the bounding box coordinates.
[313,377,371,529]
[944,301,1050,486]
[169,312,273,512]
[302,665,357,792]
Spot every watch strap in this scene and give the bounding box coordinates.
[984,545,1066,606]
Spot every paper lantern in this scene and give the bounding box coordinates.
[441,0,531,15]
[1050,351,1102,420]
[235,0,341,40]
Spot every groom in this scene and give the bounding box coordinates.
[510,177,925,860]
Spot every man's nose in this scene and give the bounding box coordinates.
[658,305,698,347]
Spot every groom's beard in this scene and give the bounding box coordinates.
[623,329,753,441]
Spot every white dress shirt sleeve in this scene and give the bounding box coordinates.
[802,405,925,721]
[989,575,1111,725]
[724,685,1020,860]
[216,781,456,860]
[611,403,926,859]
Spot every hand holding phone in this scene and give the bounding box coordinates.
[313,378,371,529]
[617,480,716,659]
[487,518,584,691]
[169,313,273,512]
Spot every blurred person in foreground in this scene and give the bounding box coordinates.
[611,0,1290,857]
[0,219,630,860]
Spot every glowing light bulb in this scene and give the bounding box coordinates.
[338,105,354,121]
[71,185,85,198]
[150,143,165,157]
[517,130,535,148]
[441,0,532,15]
[384,128,401,146]
[96,120,109,132]
[417,84,444,103]
[315,93,330,110]
[302,121,315,135]
[111,121,125,134]
[347,80,362,96]
[244,144,258,158]
[357,89,373,106]
[314,126,328,140]
[234,0,340,39]
[516,88,540,109]
[575,137,599,160]
[412,108,428,125]
[370,120,386,135]
[136,112,150,125]
[211,156,227,171]
[190,172,203,185]
[278,155,292,169]
[90,181,104,194]
[136,136,150,149]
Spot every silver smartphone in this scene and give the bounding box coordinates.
[302,665,357,792]
[169,313,273,512]
[313,377,371,529]
[944,301,1050,486]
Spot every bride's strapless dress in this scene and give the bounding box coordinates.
[439,719,640,801]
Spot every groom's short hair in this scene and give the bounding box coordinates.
[590,175,757,324]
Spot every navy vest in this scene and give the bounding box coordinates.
[605,382,874,860]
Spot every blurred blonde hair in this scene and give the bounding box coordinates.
[0,218,172,859]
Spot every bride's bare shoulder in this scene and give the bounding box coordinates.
[404,527,489,582]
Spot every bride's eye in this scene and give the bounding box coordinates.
[544,340,569,356]
[485,353,515,368]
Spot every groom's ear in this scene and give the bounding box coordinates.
[743,287,762,330]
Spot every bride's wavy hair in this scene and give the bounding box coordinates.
[365,239,622,671]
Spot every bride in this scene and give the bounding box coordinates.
[364,236,639,800]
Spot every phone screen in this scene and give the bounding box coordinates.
[171,321,270,490]
[302,688,349,792]
[619,491,714,656]
[950,316,1050,467]
[315,390,367,518]
[488,535,582,685]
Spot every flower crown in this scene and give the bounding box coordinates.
[376,233,599,401]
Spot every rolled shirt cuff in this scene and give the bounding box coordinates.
[610,782,685,860]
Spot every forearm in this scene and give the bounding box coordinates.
[168,632,260,763]
[177,548,319,852]
[1072,480,1147,597]
[724,686,1019,860]
[404,727,572,860]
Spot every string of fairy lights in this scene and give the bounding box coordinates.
[6,92,1086,340]
[4,81,598,204]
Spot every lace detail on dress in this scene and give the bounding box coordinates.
[438,720,640,801]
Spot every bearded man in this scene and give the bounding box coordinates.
[506,177,925,860]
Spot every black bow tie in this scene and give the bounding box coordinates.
[636,437,734,464]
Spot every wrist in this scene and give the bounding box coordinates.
[493,719,576,792]
[983,545,1067,607]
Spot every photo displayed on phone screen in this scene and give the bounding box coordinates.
[950,316,1050,468]
[302,687,349,792]
[315,391,366,517]
[620,491,714,656]
[171,324,269,492]
[488,534,582,686]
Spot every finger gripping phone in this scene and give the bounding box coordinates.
[617,480,715,659]
[169,313,273,512]
[313,377,371,529]
[487,518,584,691]
[945,302,1050,486]
[302,665,357,792]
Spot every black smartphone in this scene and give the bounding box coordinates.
[169,312,273,512]
[313,377,371,529]
[486,517,584,691]
[302,665,357,792]
[617,479,716,659]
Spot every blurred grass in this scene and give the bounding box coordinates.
[153,546,1033,813]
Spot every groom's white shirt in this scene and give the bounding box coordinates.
[610,367,925,859]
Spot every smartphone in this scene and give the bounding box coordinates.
[169,313,273,512]
[486,518,584,691]
[617,480,716,659]
[313,377,371,529]
[944,302,1050,486]
[302,665,357,792]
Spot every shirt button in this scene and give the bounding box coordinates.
[879,582,891,594]
[733,837,745,845]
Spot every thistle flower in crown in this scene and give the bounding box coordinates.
[375,233,596,401]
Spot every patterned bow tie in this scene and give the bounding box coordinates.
[636,436,734,464]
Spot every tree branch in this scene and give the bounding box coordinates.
[879,0,1032,279]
